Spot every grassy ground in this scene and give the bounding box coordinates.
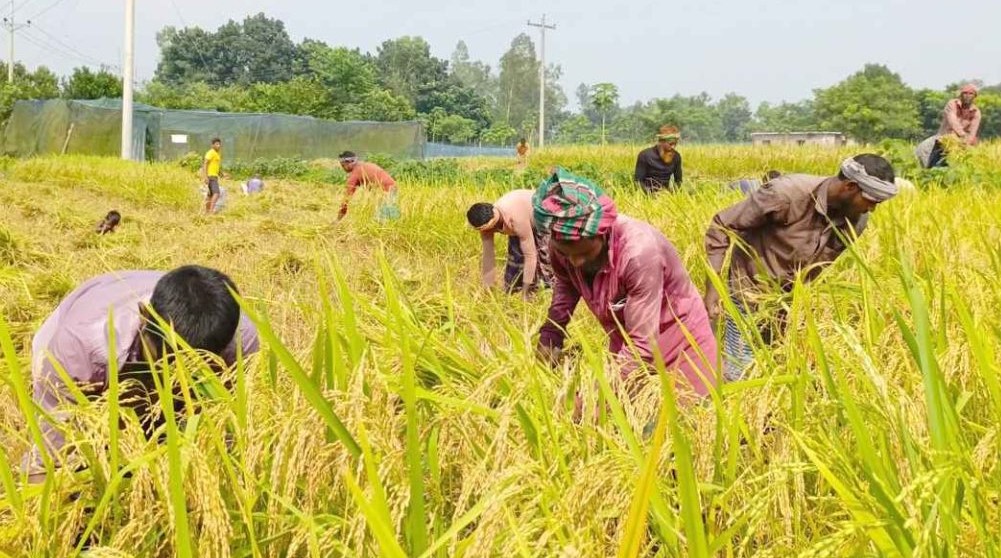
[1,145,1000,557]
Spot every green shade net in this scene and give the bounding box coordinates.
[2,99,425,162]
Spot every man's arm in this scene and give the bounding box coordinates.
[634,152,651,192]
[338,174,359,220]
[703,186,789,318]
[480,232,496,288]
[968,109,982,145]
[537,256,580,363]
[673,153,683,186]
[200,156,209,184]
[944,101,967,138]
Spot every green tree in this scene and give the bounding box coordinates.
[717,93,752,142]
[813,64,920,143]
[495,33,565,135]
[0,63,60,122]
[375,36,446,104]
[480,123,518,145]
[641,93,722,142]
[751,100,817,133]
[61,66,123,99]
[450,41,496,104]
[590,83,619,144]
[155,13,297,86]
[554,114,599,144]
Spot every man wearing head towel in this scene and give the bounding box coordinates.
[917,84,982,168]
[337,151,400,222]
[634,125,684,193]
[704,154,898,381]
[534,168,718,400]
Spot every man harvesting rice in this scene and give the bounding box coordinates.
[467,189,553,296]
[634,125,684,192]
[24,265,259,482]
[534,168,717,398]
[337,151,400,222]
[917,84,982,168]
[704,154,898,381]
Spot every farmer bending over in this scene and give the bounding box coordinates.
[24,265,259,482]
[467,189,553,297]
[535,168,718,399]
[337,151,399,222]
[704,154,898,381]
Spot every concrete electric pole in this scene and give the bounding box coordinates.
[527,14,555,149]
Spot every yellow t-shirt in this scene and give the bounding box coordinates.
[204,148,221,177]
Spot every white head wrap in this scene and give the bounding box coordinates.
[840,157,898,202]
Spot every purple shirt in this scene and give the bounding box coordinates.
[28,270,259,469]
[539,216,718,396]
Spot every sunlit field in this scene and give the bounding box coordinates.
[1,143,1000,556]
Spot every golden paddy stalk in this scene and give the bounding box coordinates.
[0,144,1000,556]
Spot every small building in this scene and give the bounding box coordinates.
[751,131,847,147]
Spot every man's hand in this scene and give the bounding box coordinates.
[704,286,722,322]
[536,343,562,367]
[337,204,348,221]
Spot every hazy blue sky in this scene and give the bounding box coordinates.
[9,0,1001,108]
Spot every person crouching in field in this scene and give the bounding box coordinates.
[201,138,223,214]
[916,84,982,169]
[467,189,553,297]
[634,125,683,193]
[95,210,121,234]
[728,170,781,196]
[23,265,259,483]
[534,168,718,400]
[337,151,400,222]
[704,154,898,381]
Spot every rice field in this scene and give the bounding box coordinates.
[1,144,1000,557]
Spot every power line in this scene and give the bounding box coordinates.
[25,0,68,21]
[29,22,117,70]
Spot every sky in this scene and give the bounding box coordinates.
[7,0,1001,109]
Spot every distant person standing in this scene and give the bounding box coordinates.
[337,151,400,222]
[516,138,530,167]
[728,170,782,195]
[634,125,683,192]
[919,84,982,168]
[201,138,223,214]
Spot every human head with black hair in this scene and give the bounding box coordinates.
[138,265,241,360]
[97,210,121,234]
[466,202,500,232]
[211,138,222,151]
[830,153,897,220]
[338,150,358,172]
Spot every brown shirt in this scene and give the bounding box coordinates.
[937,98,981,145]
[705,174,868,296]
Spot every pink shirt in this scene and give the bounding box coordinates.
[540,216,718,396]
[480,189,538,289]
[937,99,981,144]
[29,271,259,468]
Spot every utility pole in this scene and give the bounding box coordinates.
[120,0,135,160]
[2,0,30,82]
[527,14,555,149]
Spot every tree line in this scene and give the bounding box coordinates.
[1,12,998,145]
